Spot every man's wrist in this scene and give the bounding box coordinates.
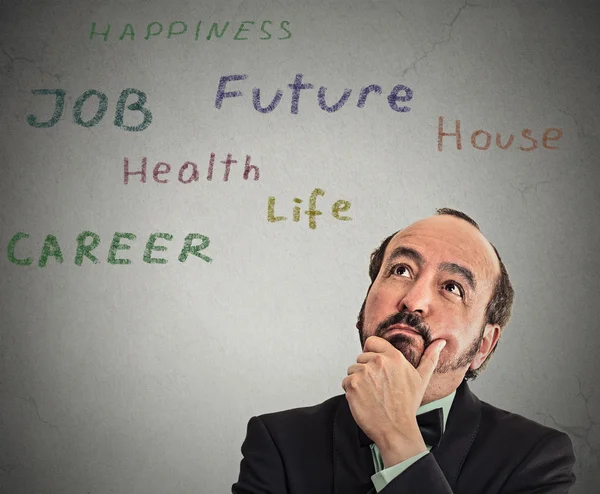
[376,423,428,468]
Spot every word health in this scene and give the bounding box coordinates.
[90,20,291,42]
[27,88,151,131]
[268,188,352,230]
[124,154,260,184]
[438,117,563,151]
[7,232,212,267]
[216,74,413,114]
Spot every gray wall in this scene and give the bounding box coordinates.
[1,0,599,492]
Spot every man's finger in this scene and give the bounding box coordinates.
[356,352,382,364]
[347,363,364,375]
[363,335,393,353]
[417,339,446,381]
[341,376,348,391]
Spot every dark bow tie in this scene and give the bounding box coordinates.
[358,407,444,448]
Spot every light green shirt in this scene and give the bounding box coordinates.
[369,391,456,493]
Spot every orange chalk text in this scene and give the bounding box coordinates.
[437,116,563,152]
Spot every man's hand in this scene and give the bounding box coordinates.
[341,335,446,468]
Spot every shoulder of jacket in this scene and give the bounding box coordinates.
[478,398,569,443]
[257,394,345,427]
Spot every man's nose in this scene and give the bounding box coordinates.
[397,278,433,315]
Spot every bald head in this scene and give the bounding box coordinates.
[393,214,501,297]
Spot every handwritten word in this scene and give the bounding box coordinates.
[268,188,352,230]
[124,154,260,184]
[215,74,413,114]
[438,117,563,152]
[7,232,211,267]
[90,20,291,42]
[27,88,152,131]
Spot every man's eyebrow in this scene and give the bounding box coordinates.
[386,246,424,267]
[386,247,477,290]
[439,262,476,291]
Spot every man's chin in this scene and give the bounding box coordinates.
[386,334,423,368]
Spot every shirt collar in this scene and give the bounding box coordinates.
[417,390,456,434]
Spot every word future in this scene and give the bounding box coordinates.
[268,188,352,230]
[7,232,212,267]
[215,74,413,114]
[438,117,563,151]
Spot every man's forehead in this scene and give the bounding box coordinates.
[384,215,500,279]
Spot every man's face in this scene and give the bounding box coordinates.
[358,215,501,384]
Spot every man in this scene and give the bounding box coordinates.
[232,208,576,494]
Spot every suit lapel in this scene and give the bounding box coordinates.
[332,396,375,494]
[331,381,481,493]
[432,381,482,489]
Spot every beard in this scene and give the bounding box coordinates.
[358,309,484,373]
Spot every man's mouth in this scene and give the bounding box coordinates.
[384,324,421,338]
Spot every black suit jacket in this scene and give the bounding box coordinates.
[232,382,576,494]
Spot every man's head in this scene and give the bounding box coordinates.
[356,208,514,396]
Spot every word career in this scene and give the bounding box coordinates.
[7,232,211,267]
[123,154,260,184]
[90,20,291,42]
[438,117,563,151]
[215,74,413,114]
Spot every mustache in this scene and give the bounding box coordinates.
[374,311,433,346]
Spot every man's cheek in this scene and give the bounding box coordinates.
[366,294,393,320]
[431,335,453,356]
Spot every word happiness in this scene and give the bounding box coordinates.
[7,232,212,267]
[90,20,292,42]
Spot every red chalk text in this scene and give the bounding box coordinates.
[123,154,260,184]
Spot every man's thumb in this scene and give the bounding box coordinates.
[418,339,447,379]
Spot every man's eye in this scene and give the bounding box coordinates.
[444,282,463,297]
[392,265,411,277]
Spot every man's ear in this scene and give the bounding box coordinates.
[469,324,500,371]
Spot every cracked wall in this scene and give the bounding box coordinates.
[1,0,599,492]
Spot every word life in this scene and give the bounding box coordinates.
[7,232,212,267]
[215,74,413,114]
[438,117,563,152]
[268,188,352,230]
[90,20,291,42]
[123,154,259,184]
[27,88,151,131]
